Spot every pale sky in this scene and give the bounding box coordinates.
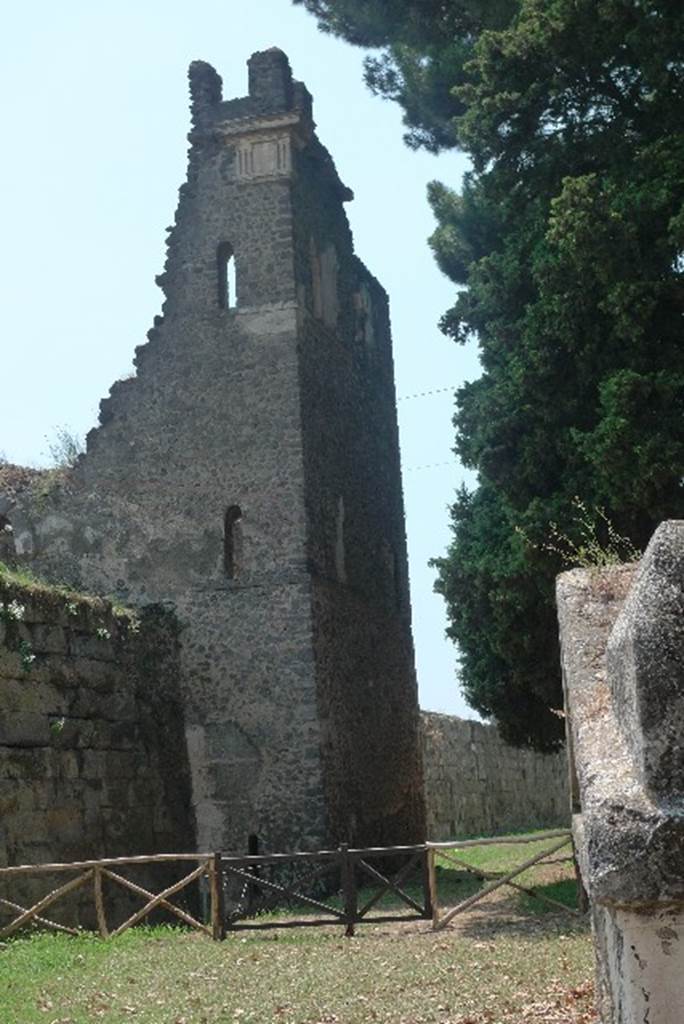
[0,0,481,720]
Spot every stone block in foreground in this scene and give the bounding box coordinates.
[557,521,684,1024]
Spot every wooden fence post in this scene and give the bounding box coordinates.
[93,866,109,939]
[426,847,439,929]
[210,854,225,941]
[340,844,356,937]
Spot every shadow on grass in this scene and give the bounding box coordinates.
[433,868,590,942]
[454,904,591,941]
[228,864,583,932]
[518,877,579,914]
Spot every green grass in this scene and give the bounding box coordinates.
[228,830,577,925]
[519,878,579,915]
[0,833,593,1023]
[433,831,578,913]
[0,920,594,1024]
[435,830,569,872]
[0,560,45,589]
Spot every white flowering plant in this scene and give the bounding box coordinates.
[0,599,25,623]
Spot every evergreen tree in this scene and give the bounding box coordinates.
[296,0,684,749]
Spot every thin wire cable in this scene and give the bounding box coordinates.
[398,385,457,471]
[397,385,456,401]
[404,460,454,472]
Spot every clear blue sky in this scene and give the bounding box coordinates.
[0,0,482,719]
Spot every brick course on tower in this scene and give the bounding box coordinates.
[0,49,426,854]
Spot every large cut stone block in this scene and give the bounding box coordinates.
[557,522,684,1024]
[607,520,684,800]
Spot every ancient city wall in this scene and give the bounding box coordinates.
[421,711,570,839]
[0,575,195,926]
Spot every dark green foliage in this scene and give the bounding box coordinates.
[293,1,516,149]
[296,0,684,749]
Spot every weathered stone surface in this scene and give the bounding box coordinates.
[558,559,684,907]
[0,710,52,747]
[557,523,684,1024]
[608,520,684,801]
[0,583,195,928]
[0,50,425,853]
[421,712,569,839]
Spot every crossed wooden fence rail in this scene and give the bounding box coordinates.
[0,854,220,942]
[0,829,575,941]
[426,829,577,930]
[218,843,432,937]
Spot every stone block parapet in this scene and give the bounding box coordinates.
[557,521,684,1023]
[0,576,195,927]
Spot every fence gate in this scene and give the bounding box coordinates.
[218,844,432,937]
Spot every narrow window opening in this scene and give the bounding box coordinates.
[247,833,260,856]
[382,539,402,610]
[224,505,242,578]
[217,243,237,309]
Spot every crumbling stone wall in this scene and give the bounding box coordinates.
[421,712,569,839]
[0,577,194,926]
[291,80,424,848]
[0,48,425,855]
[557,522,684,1024]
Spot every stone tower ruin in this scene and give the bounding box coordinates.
[1,49,425,854]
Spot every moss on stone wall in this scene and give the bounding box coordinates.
[0,576,196,929]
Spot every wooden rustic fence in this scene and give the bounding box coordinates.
[219,843,432,938]
[426,829,577,930]
[0,829,575,941]
[0,853,219,941]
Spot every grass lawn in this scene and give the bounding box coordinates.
[0,834,597,1024]
[432,832,580,917]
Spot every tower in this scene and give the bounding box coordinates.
[2,50,425,853]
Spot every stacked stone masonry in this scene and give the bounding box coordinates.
[0,580,194,926]
[421,712,569,839]
[0,48,425,856]
[0,577,572,926]
[0,49,575,879]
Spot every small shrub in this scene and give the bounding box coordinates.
[45,426,84,470]
[518,497,641,569]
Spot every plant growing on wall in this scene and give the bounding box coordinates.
[45,426,84,469]
[0,597,35,671]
